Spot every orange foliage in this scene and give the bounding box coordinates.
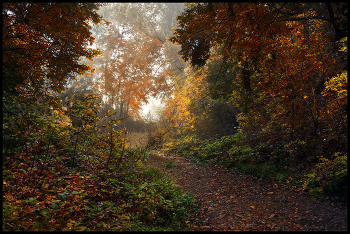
[94,23,171,118]
[3,3,103,105]
[169,3,347,156]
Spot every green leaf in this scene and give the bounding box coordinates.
[75,226,89,231]
[57,191,68,201]
[32,221,43,229]
[51,201,60,209]
[4,175,14,181]
[71,190,84,195]
[24,197,38,205]
[18,168,27,174]
[40,209,51,219]
[71,190,79,195]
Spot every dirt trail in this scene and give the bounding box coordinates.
[143,150,347,231]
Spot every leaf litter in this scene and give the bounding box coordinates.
[144,151,347,231]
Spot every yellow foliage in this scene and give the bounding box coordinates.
[323,71,347,98]
[170,66,209,132]
[54,111,72,128]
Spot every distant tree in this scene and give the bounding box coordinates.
[91,3,187,118]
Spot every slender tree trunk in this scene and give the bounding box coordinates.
[120,102,124,119]
[326,2,341,41]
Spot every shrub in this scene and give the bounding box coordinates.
[303,152,347,195]
[147,129,168,149]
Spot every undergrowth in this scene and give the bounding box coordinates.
[2,95,200,231]
[149,131,347,198]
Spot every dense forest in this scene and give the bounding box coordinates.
[2,2,347,231]
[157,2,347,195]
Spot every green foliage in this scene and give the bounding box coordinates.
[165,2,347,199]
[2,2,199,231]
[3,2,347,231]
[303,153,347,195]
[3,91,199,231]
[158,131,347,197]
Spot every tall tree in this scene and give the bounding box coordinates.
[170,3,347,158]
[92,22,168,118]
[3,2,103,106]
[91,3,186,118]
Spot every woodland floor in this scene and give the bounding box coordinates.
[143,150,347,231]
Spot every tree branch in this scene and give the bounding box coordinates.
[279,15,331,23]
[326,2,341,41]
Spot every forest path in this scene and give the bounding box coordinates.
[143,150,347,231]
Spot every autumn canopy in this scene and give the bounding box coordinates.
[2,2,347,231]
[168,3,347,155]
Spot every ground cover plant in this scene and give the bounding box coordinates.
[3,2,347,231]
[3,3,202,231]
[2,95,199,231]
[149,131,347,198]
[155,2,347,200]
